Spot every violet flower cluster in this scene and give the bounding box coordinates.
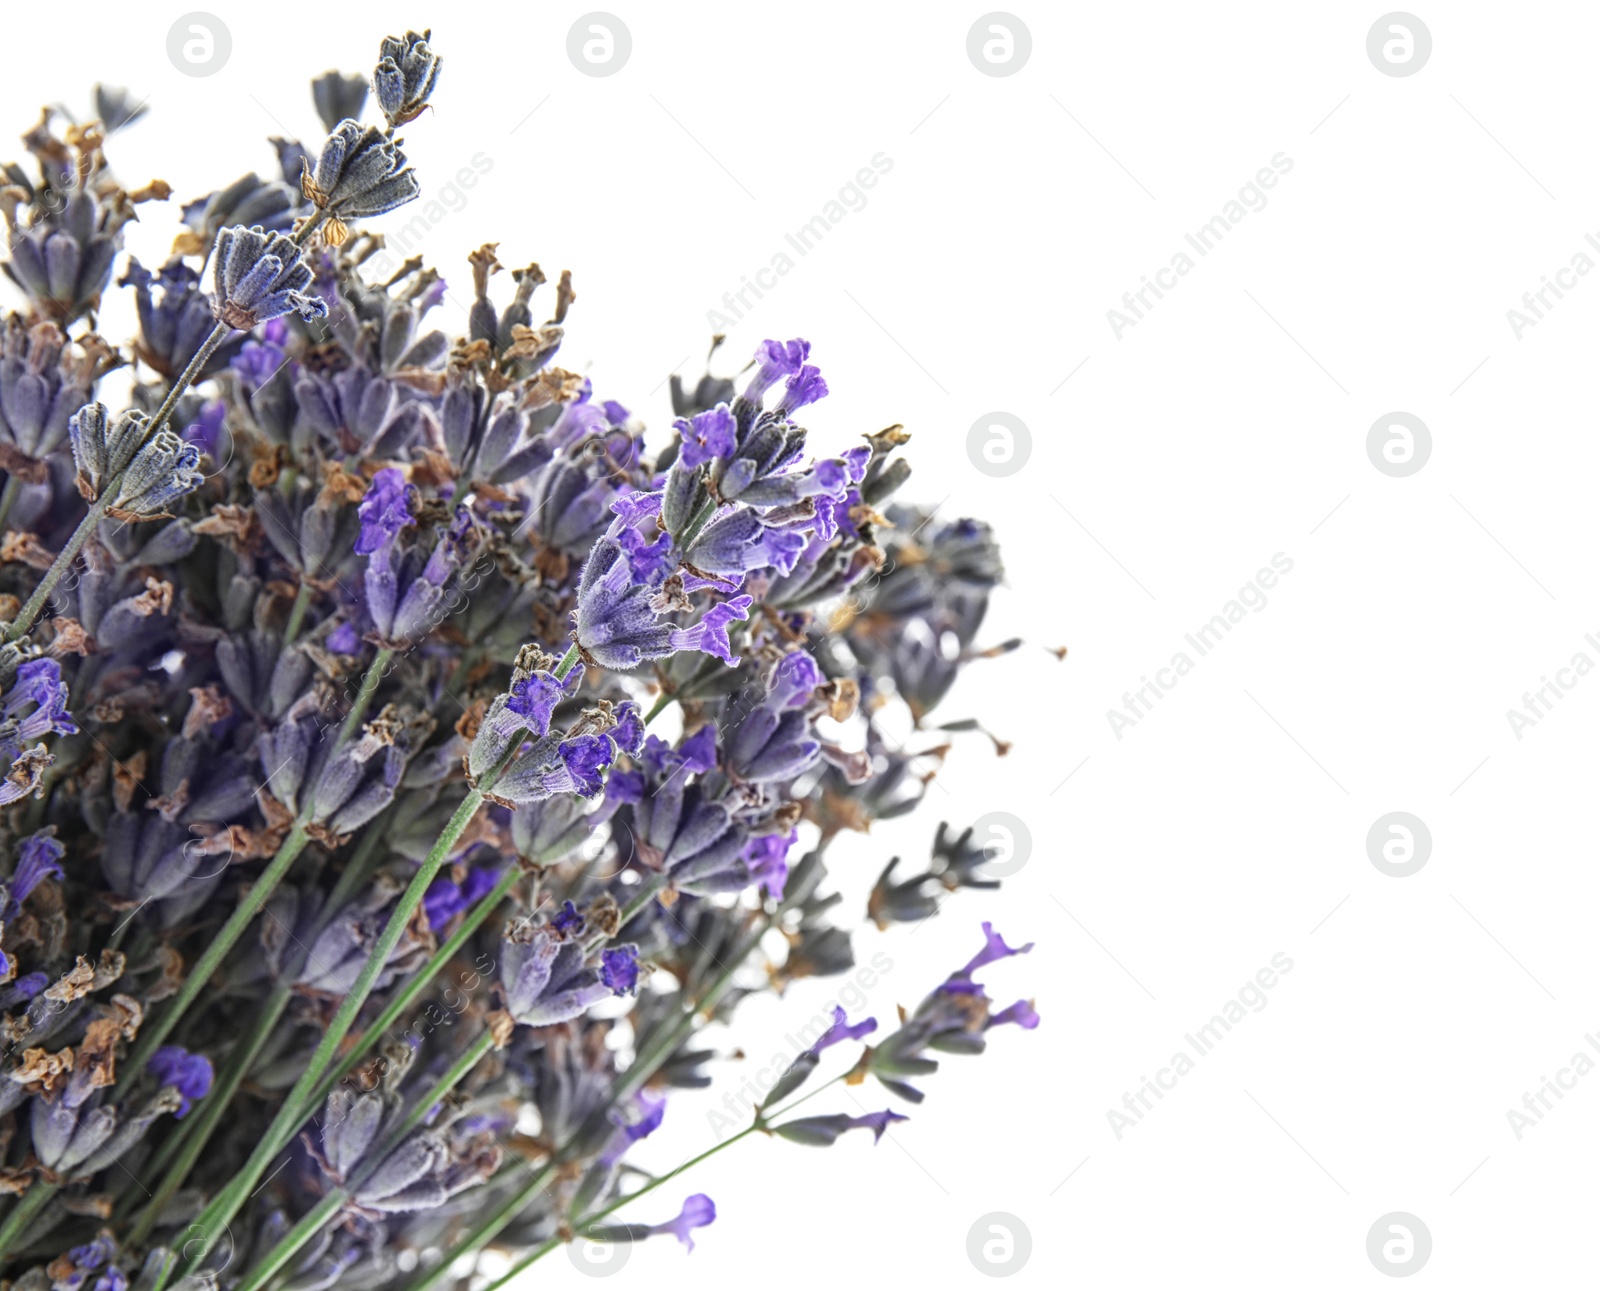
[0,31,1036,1291]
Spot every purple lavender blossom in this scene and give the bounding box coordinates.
[808,1004,878,1058]
[355,467,415,555]
[650,1194,716,1251]
[599,945,640,996]
[674,404,736,468]
[499,919,613,1027]
[742,339,810,406]
[5,659,77,741]
[4,828,64,917]
[149,1046,215,1118]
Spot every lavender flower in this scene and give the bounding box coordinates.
[0,315,97,474]
[3,828,64,917]
[211,226,327,329]
[122,256,243,380]
[772,1109,907,1146]
[498,917,631,1027]
[305,121,421,223]
[67,401,148,500]
[148,1046,214,1117]
[112,429,204,517]
[374,30,442,127]
[573,516,754,670]
[868,923,1038,1102]
[313,70,370,132]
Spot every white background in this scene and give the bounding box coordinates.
[12,1,1600,1285]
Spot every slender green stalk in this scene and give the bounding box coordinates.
[336,646,394,747]
[171,788,486,1280]
[231,1029,496,1291]
[0,475,21,534]
[0,1181,54,1262]
[129,804,401,1235]
[552,641,581,680]
[311,860,521,1104]
[485,1125,759,1290]
[281,579,315,646]
[145,323,232,443]
[403,913,772,1291]
[4,490,113,644]
[125,984,293,1242]
[644,691,674,724]
[121,824,310,1086]
[485,1074,848,1288]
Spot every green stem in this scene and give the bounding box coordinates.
[552,642,581,681]
[126,984,293,1243]
[403,913,771,1291]
[129,808,398,1238]
[311,859,520,1105]
[122,824,311,1087]
[643,692,674,725]
[0,1181,55,1262]
[336,646,394,748]
[484,1124,760,1290]
[486,1069,850,1288]
[145,323,231,444]
[172,789,486,1279]
[0,475,21,534]
[231,1030,496,1291]
[281,579,315,646]
[4,491,112,643]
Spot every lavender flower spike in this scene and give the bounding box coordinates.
[375,30,442,127]
[212,226,327,329]
[68,401,149,500]
[113,430,205,518]
[306,121,421,222]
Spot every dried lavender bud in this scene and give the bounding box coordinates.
[122,257,243,381]
[771,1109,907,1146]
[114,429,203,517]
[68,401,148,499]
[305,122,420,221]
[211,226,327,329]
[312,70,369,133]
[373,31,441,127]
[0,315,96,470]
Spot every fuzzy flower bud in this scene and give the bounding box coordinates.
[211,226,327,329]
[374,30,442,127]
[68,401,148,500]
[113,429,204,518]
[306,121,421,222]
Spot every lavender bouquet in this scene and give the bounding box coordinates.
[0,31,1033,1289]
